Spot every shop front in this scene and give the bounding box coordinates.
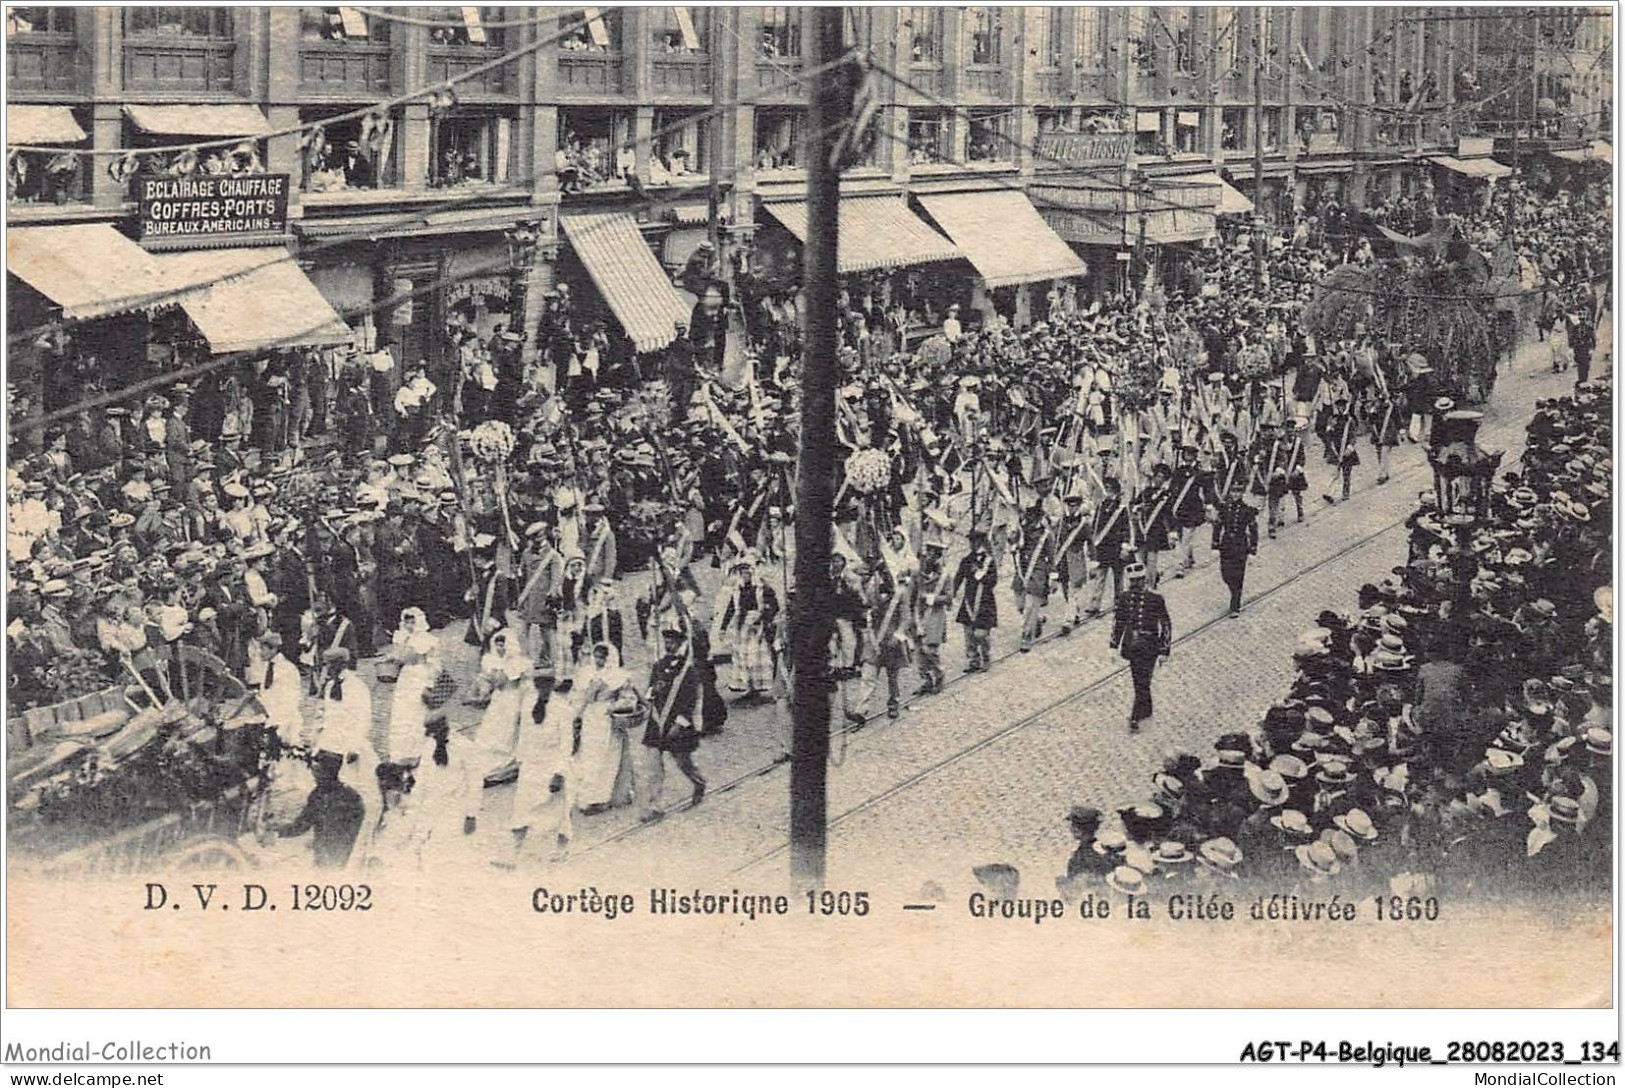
[752,192,967,348]
[913,188,1087,329]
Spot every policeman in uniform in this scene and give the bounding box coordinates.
[1109,562,1171,733]
[1212,480,1260,619]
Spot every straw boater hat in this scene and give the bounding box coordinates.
[1106,865,1148,897]
[1197,837,1243,873]
[1294,840,1342,876]
[1332,808,1378,842]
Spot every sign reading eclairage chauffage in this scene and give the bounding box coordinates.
[137,174,290,242]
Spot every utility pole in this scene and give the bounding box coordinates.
[1506,9,1527,245]
[789,6,849,889]
[1252,18,1265,291]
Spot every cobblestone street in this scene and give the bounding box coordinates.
[534,325,1608,887]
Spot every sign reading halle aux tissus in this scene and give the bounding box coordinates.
[137,174,290,244]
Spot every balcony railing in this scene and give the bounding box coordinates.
[558,50,624,95]
[906,61,945,100]
[7,34,79,93]
[1030,68,1060,102]
[962,64,1005,98]
[651,54,710,96]
[123,38,235,92]
[754,58,803,99]
[427,44,508,95]
[299,42,391,94]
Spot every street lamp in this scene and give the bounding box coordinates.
[504,219,539,346]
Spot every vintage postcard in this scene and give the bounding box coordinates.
[3,3,1614,1021]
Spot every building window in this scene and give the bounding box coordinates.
[431,110,515,188]
[903,7,942,63]
[755,107,804,170]
[301,108,397,192]
[300,7,388,43]
[124,127,266,199]
[967,7,1001,65]
[422,6,503,48]
[906,108,947,164]
[559,7,619,51]
[6,108,88,206]
[1039,7,1062,68]
[557,107,632,192]
[125,7,231,37]
[759,7,800,58]
[1175,110,1200,153]
[6,7,74,34]
[1221,106,1246,151]
[652,108,707,182]
[1074,8,1105,72]
[966,108,1009,163]
[649,5,706,53]
[1135,109,1164,155]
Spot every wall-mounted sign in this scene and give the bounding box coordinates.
[1034,132,1134,167]
[137,173,290,245]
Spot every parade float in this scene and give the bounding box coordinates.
[6,646,279,874]
[1304,221,1511,403]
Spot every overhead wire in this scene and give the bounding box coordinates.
[5,12,594,157]
[7,46,863,349]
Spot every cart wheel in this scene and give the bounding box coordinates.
[165,837,259,872]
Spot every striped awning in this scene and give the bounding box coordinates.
[152,247,352,354]
[561,213,692,354]
[7,224,171,321]
[915,191,1085,288]
[124,103,273,138]
[6,105,86,145]
[760,195,962,274]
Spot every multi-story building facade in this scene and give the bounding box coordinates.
[6,6,1609,360]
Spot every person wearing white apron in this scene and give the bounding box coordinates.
[311,648,378,849]
[571,642,635,815]
[385,608,439,765]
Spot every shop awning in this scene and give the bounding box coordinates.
[561,213,692,353]
[670,202,727,226]
[152,247,352,354]
[915,190,1085,288]
[7,105,86,145]
[1189,172,1254,216]
[761,195,961,274]
[1548,147,1595,164]
[124,104,273,138]
[1592,140,1612,164]
[1430,155,1512,180]
[7,224,171,321]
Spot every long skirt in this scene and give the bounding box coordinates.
[575,702,633,808]
[726,627,773,692]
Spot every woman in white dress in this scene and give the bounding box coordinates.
[471,627,534,779]
[385,607,440,765]
[509,678,578,861]
[396,716,478,868]
[571,642,636,815]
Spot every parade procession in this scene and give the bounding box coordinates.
[3,5,1614,906]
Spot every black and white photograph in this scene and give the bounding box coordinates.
[2,2,1617,1022]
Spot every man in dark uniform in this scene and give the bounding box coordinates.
[1168,443,1212,578]
[278,751,365,868]
[1213,431,1249,504]
[1085,475,1131,615]
[1135,462,1176,588]
[1109,562,1171,734]
[1212,480,1259,619]
[640,624,707,820]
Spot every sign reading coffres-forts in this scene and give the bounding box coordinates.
[138,174,290,243]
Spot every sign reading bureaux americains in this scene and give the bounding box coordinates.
[138,173,290,243]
